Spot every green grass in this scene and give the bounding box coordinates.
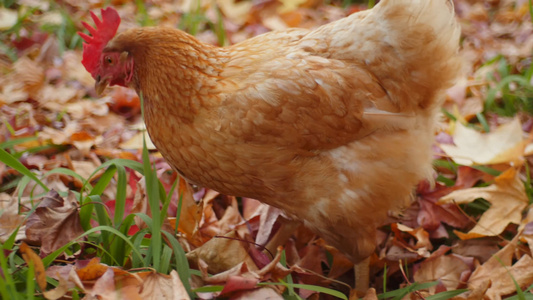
[483,56,533,116]
[0,134,193,298]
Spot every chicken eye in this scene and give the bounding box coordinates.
[105,56,113,64]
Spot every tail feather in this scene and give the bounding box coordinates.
[303,0,462,110]
[368,0,462,108]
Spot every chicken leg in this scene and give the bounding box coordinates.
[264,218,371,292]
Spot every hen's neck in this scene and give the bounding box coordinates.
[118,27,226,123]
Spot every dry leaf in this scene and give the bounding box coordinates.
[255,205,283,247]
[19,242,47,291]
[231,286,282,300]
[87,268,117,300]
[139,270,190,300]
[186,231,257,275]
[25,190,84,257]
[0,8,18,30]
[414,254,471,291]
[439,168,528,238]
[279,0,308,13]
[216,0,253,25]
[0,193,26,243]
[360,288,378,300]
[468,235,533,300]
[76,258,109,281]
[440,118,525,165]
[119,130,156,150]
[168,177,202,241]
[452,239,500,263]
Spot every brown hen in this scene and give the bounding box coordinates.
[79,0,461,289]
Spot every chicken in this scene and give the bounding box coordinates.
[79,0,461,285]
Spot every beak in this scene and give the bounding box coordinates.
[95,75,110,96]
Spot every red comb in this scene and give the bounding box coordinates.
[78,7,121,78]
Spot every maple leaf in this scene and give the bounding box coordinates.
[25,190,84,257]
[414,252,472,292]
[468,235,533,300]
[439,118,527,165]
[439,168,528,239]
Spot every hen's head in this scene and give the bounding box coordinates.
[78,8,133,95]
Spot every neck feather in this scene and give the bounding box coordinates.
[108,27,225,123]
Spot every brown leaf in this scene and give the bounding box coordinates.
[439,168,528,238]
[0,193,26,243]
[452,239,500,264]
[468,235,533,300]
[414,254,471,292]
[19,242,47,291]
[231,286,282,300]
[255,204,283,247]
[355,288,378,300]
[87,268,117,300]
[168,177,202,240]
[219,275,260,296]
[25,190,84,257]
[186,231,257,275]
[216,0,253,25]
[42,275,70,300]
[76,258,108,281]
[139,270,190,300]
[316,239,353,280]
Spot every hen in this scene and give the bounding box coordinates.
[79,0,461,288]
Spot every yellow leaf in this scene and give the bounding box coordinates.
[0,8,17,30]
[440,118,525,165]
[19,242,47,291]
[439,168,528,238]
[119,130,156,150]
[216,0,253,25]
[279,0,308,13]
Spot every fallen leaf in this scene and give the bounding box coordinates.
[43,275,70,300]
[279,0,308,13]
[440,118,526,165]
[19,242,47,291]
[231,286,282,300]
[87,268,117,300]
[0,8,18,30]
[216,0,253,25]
[468,235,533,300]
[25,190,84,257]
[439,168,528,238]
[360,288,378,300]
[139,270,190,300]
[396,224,433,252]
[186,231,257,275]
[167,177,202,240]
[451,239,500,263]
[119,130,156,150]
[76,258,109,281]
[255,204,282,247]
[0,193,26,243]
[414,254,471,291]
[316,239,353,280]
[219,275,260,296]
